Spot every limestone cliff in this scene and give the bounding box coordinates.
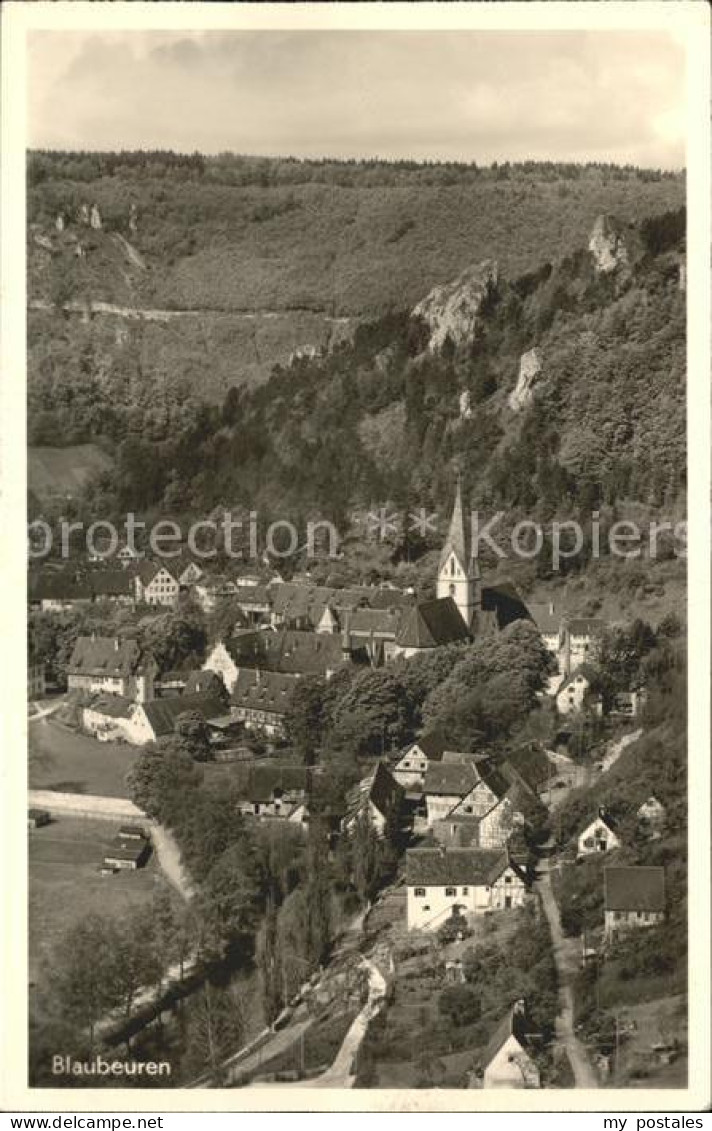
[588,214,629,275]
[412,260,498,352]
[508,348,544,412]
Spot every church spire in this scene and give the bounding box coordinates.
[439,473,470,574]
[437,474,480,629]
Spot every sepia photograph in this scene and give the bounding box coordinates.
[1,0,710,1115]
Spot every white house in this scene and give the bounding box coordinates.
[577,808,621,857]
[556,663,601,715]
[603,866,666,940]
[481,1000,541,1089]
[390,732,448,788]
[68,636,155,702]
[134,561,180,607]
[405,847,528,932]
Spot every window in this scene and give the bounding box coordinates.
[445,887,456,897]
[461,887,469,896]
[504,875,512,884]
[414,887,426,897]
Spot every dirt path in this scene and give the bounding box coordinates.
[536,862,599,1088]
[599,728,642,774]
[151,823,195,901]
[292,956,387,1088]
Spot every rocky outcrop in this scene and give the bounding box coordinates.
[412,260,498,352]
[459,390,473,420]
[508,348,543,412]
[289,344,320,364]
[90,204,102,230]
[588,214,628,275]
[129,203,138,234]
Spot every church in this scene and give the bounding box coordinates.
[393,480,531,658]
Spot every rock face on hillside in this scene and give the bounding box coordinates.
[588,214,629,275]
[508,348,544,412]
[412,260,498,352]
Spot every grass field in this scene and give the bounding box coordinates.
[29,718,139,798]
[28,444,113,499]
[28,817,165,984]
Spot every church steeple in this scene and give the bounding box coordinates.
[437,475,480,628]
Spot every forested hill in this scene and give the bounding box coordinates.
[27,152,685,527]
[27,152,684,399]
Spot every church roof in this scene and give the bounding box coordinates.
[396,597,470,650]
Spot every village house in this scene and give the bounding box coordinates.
[423,761,484,826]
[390,731,449,788]
[603,866,666,940]
[577,808,621,857]
[235,765,310,825]
[480,1000,541,1089]
[424,757,542,850]
[133,560,181,607]
[229,669,300,737]
[637,795,667,839]
[125,693,228,745]
[203,628,362,692]
[342,763,404,838]
[232,584,273,626]
[555,663,602,715]
[88,570,135,606]
[405,847,528,932]
[68,636,156,702]
[28,572,94,612]
[563,617,604,674]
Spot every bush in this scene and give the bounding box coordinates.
[438,984,481,1027]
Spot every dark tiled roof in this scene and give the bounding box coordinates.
[69,636,145,677]
[230,669,300,715]
[527,604,563,634]
[503,745,553,793]
[414,731,449,759]
[345,763,403,821]
[480,583,532,630]
[406,847,507,887]
[226,629,349,676]
[396,597,469,649]
[141,693,227,737]
[30,572,93,602]
[234,585,272,606]
[240,764,310,804]
[604,866,665,912]
[183,669,225,696]
[424,761,481,797]
[348,607,402,637]
[90,570,134,597]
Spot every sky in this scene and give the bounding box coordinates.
[27,30,687,168]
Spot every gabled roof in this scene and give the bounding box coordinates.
[480,583,532,631]
[30,571,93,602]
[604,866,665,912]
[527,603,563,635]
[140,693,227,737]
[136,559,179,585]
[502,744,553,793]
[345,762,404,821]
[405,847,508,887]
[183,669,225,696]
[412,731,449,759]
[583,808,619,835]
[68,636,147,677]
[222,629,354,676]
[240,764,309,804]
[89,570,134,598]
[230,669,300,714]
[424,761,481,797]
[482,1003,532,1068]
[396,597,470,649]
[558,663,599,693]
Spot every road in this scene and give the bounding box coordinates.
[536,861,599,1088]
